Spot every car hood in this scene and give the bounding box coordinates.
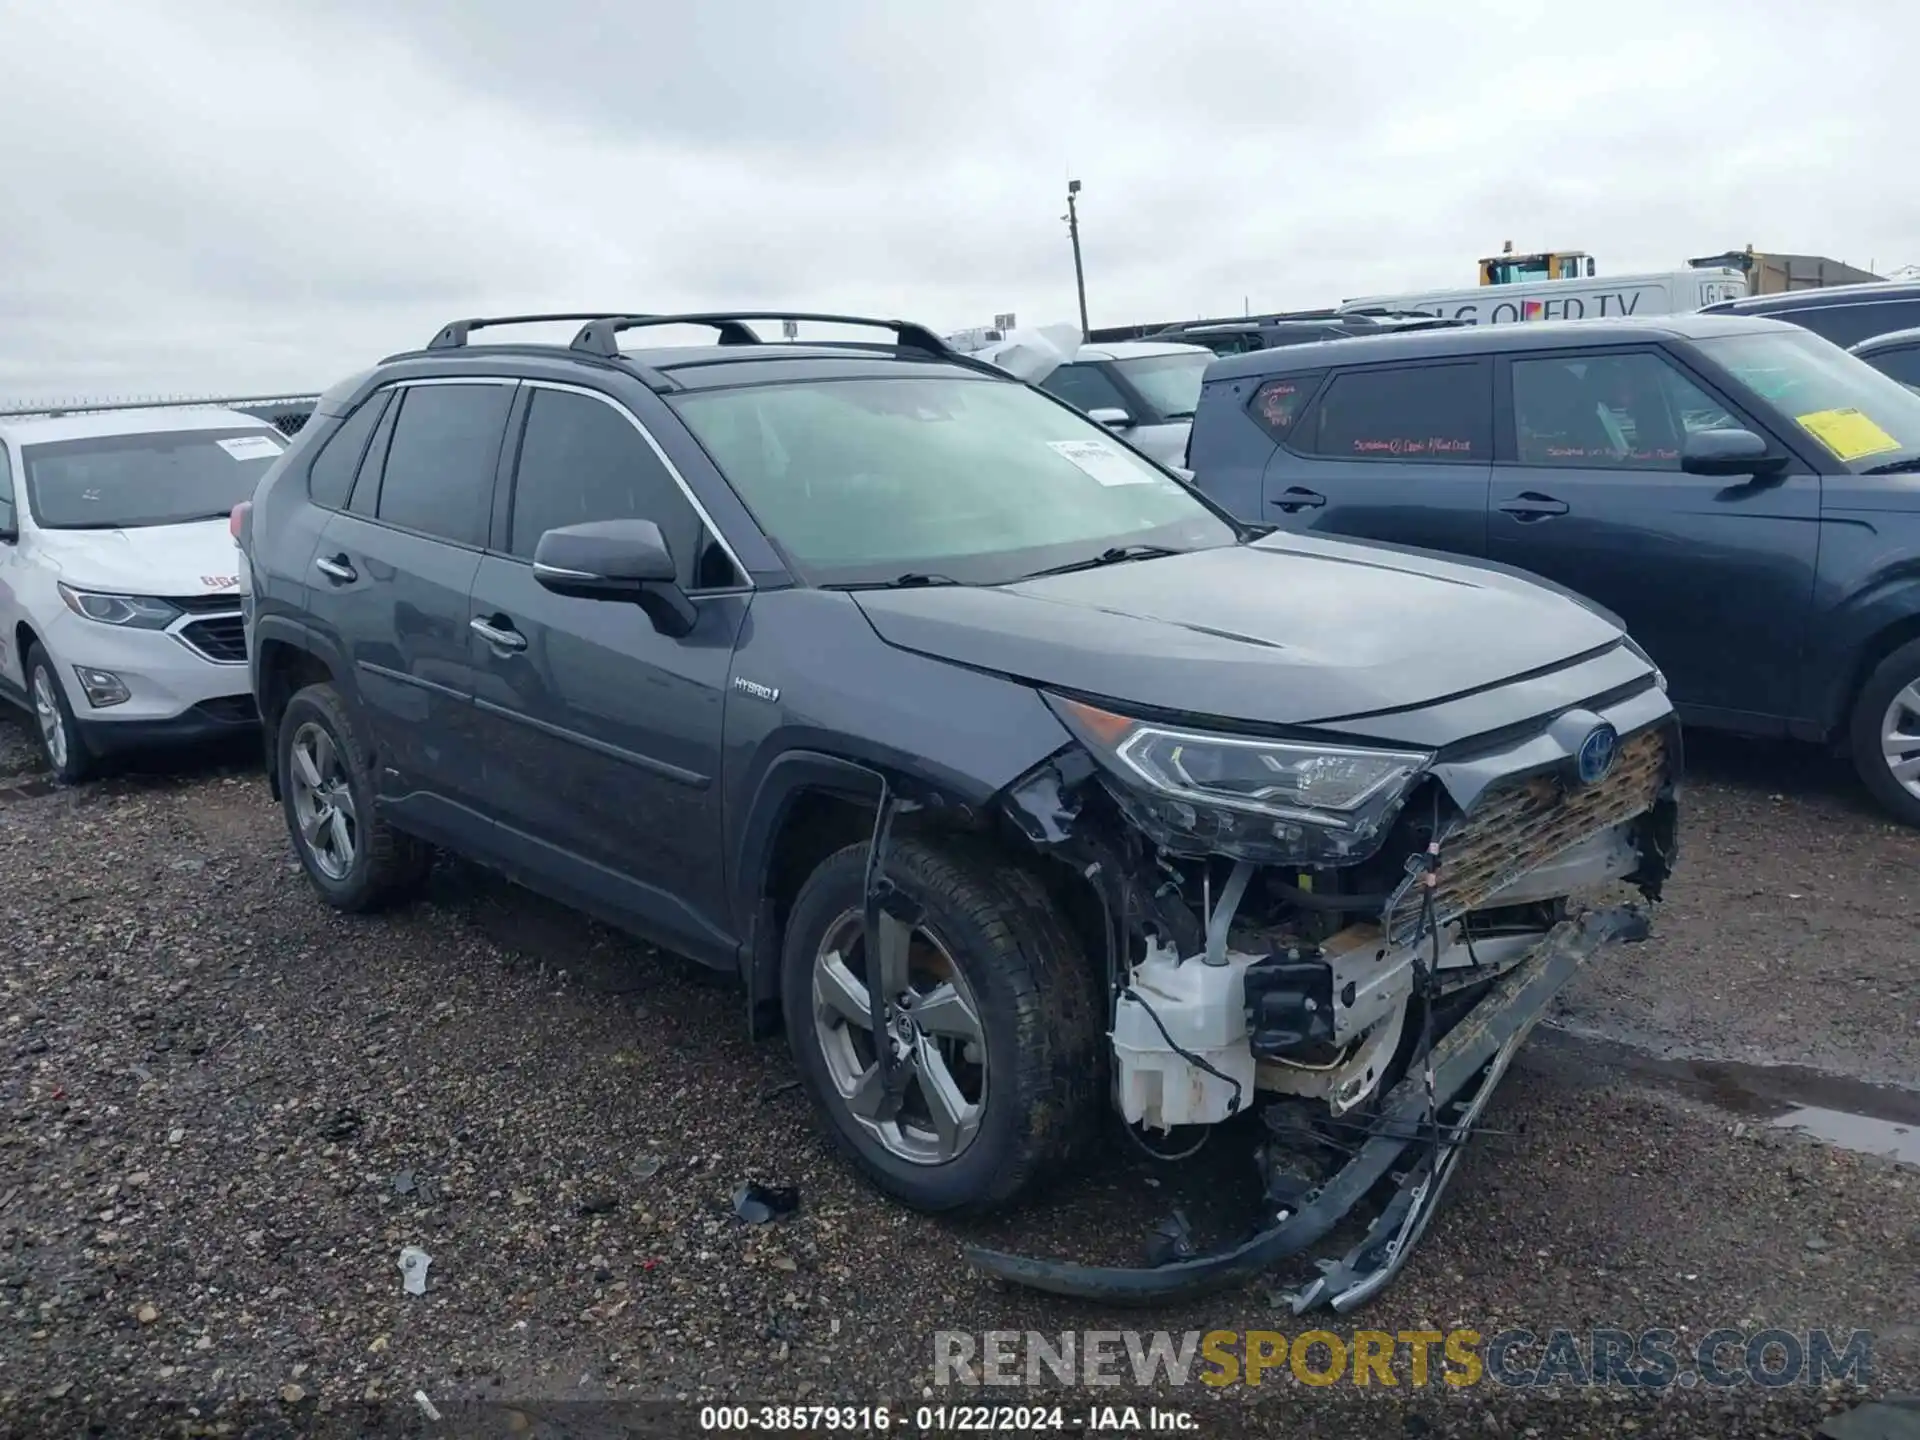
[29,520,242,598]
[851,532,1626,731]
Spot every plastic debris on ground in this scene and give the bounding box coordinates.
[398,1245,432,1295]
[731,1182,800,1225]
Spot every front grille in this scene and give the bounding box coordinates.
[167,593,244,615]
[178,614,247,663]
[1385,726,1670,946]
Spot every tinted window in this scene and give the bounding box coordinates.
[1863,344,1920,390]
[1771,299,1920,350]
[346,393,399,517]
[1304,363,1489,461]
[1248,372,1325,441]
[306,392,390,510]
[509,388,734,587]
[1511,352,1726,469]
[1041,362,1132,416]
[21,429,286,529]
[371,383,513,545]
[670,376,1234,587]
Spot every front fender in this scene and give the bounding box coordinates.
[1806,558,1920,734]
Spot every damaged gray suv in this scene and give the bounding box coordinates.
[234,313,1679,1310]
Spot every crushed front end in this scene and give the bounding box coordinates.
[985,650,1680,1308]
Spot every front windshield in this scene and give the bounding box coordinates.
[670,376,1236,585]
[1695,329,1920,470]
[23,428,286,529]
[1113,351,1211,419]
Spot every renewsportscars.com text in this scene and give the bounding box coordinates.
[934,1327,1873,1390]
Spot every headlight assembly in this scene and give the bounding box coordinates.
[1048,694,1432,864]
[57,583,182,630]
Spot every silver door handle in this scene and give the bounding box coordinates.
[313,555,356,583]
[469,616,527,652]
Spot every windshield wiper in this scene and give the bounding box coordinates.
[1160,409,1197,421]
[824,572,965,591]
[1860,455,1920,475]
[1019,544,1186,580]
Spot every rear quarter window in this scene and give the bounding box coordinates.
[305,392,391,510]
[1245,372,1325,441]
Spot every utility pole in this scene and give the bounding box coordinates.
[1064,179,1089,337]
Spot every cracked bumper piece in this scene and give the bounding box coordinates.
[962,901,1650,1307]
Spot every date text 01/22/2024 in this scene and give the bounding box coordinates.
[698,1404,1198,1432]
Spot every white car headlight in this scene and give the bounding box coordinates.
[1049,694,1432,863]
[57,583,182,630]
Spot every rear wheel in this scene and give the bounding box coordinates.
[1850,638,1920,828]
[278,682,433,910]
[25,644,92,785]
[780,836,1103,1214]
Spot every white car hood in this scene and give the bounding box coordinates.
[31,520,242,599]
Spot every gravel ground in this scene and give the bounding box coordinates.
[2,716,1916,1439]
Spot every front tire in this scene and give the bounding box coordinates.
[780,836,1104,1215]
[25,643,93,785]
[278,682,432,910]
[1850,637,1920,828]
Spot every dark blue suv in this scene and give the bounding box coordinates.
[1185,312,1920,825]
[229,311,1680,1309]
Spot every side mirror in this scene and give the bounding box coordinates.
[532,519,694,636]
[1086,407,1133,429]
[0,505,15,543]
[1680,428,1786,478]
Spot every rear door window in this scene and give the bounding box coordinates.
[1300,362,1490,461]
[365,383,514,546]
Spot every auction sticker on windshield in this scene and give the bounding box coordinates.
[1048,439,1154,486]
[216,435,283,461]
[1795,408,1900,463]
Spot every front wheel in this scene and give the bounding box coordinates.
[25,643,93,785]
[1850,637,1920,828]
[779,837,1104,1214]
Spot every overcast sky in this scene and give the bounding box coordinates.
[1,0,1912,402]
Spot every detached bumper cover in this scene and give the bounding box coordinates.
[962,901,1650,1307]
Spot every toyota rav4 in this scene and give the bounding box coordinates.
[233,312,1679,1308]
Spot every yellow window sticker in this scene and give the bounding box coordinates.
[1795,407,1901,462]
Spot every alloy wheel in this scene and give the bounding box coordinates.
[31,667,68,773]
[288,721,358,881]
[811,906,987,1166]
[1883,679,1920,802]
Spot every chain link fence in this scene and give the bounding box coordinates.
[0,393,320,436]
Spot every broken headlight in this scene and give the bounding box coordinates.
[1049,694,1432,864]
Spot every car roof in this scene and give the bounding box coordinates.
[1200,312,1803,381]
[1704,279,1920,316]
[1851,325,1920,355]
[0,405,282,446]
[1072,340,1212,361]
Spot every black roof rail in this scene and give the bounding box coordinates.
[425,313,641,351]
[570,312,955,361]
